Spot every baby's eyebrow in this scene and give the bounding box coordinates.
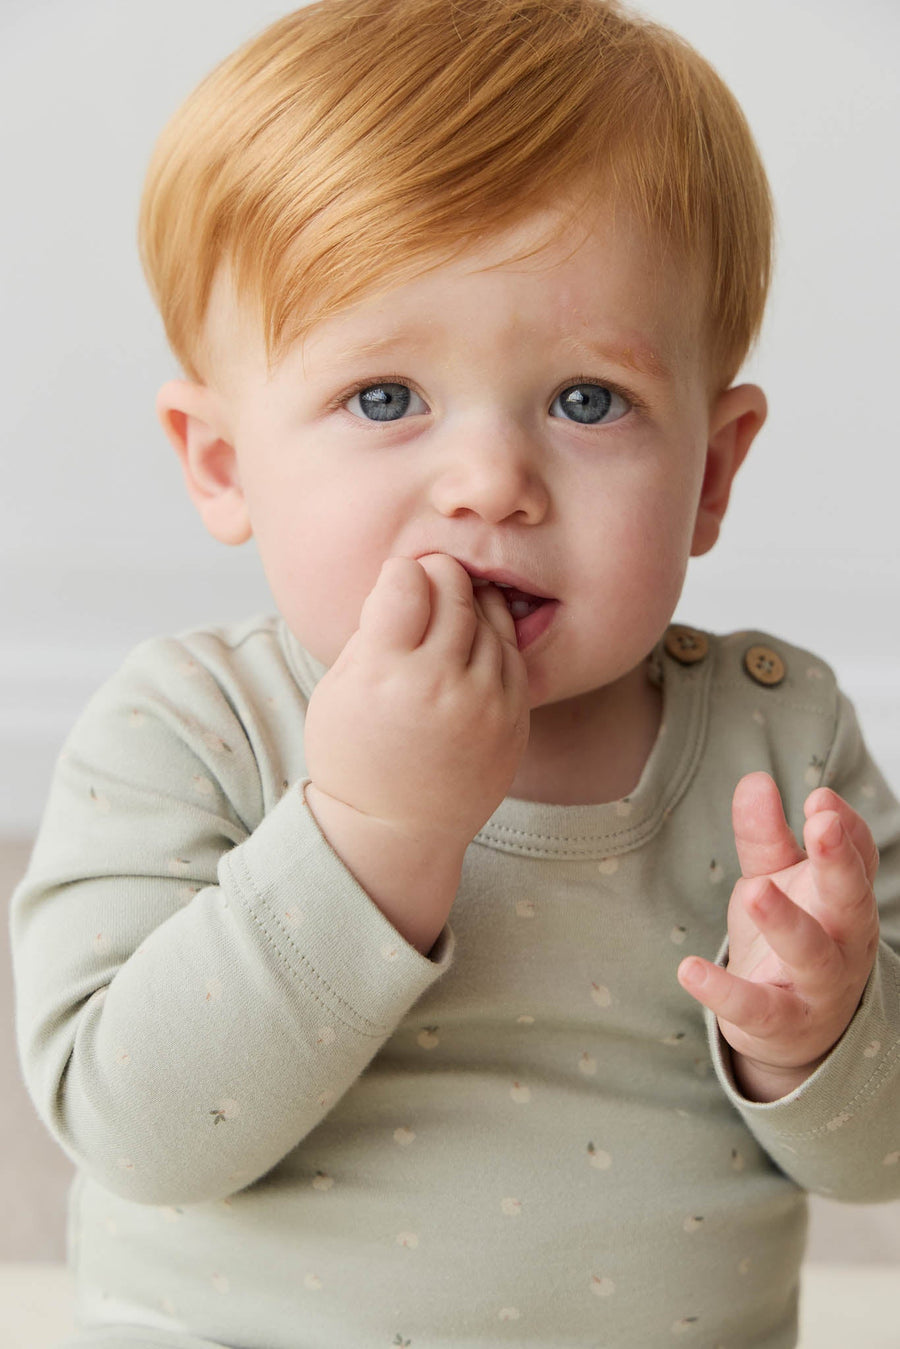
[559,336,674,384]
[311,327,674,385]
[311,323,434,367]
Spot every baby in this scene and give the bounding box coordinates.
[11,0,900,1346]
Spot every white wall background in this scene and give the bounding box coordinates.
[1,0,898,834]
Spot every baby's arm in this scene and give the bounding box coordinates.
[678,772,881,1100]
[304,553,529,954]
[678,695,900,1201]
[10,571,526,1209]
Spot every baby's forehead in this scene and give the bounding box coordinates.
[202,209,708,394]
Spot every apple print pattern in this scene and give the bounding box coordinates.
[10,620,899,1347]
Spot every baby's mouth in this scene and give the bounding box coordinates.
[481,582,547,620]
[470,577,559,650]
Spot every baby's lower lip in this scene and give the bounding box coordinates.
[512,598,558,650]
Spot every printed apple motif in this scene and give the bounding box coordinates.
[393,1127,416,1146]
[805,756,825,787]
[509,1081,531,1103]
[590,1274,615,1297]
[209,1100,240,1126]
[312,1172,334,1191]
[671,1316,699,1334]
[590,983,611,1008]
[417,1027,440,1049]
[587,1143,612,1170]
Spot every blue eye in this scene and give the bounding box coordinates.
[346,382,427,422]
[550,383,629,425]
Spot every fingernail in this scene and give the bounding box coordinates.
[683,958,707,986]
[821,815,843,850]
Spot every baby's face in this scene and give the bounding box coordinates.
[199,205,731,710]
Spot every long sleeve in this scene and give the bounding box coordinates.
[9,628,453,1207]
[706,690,900,1202]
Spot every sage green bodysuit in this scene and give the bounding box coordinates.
[11,618,900,1348]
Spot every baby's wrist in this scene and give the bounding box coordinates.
[303,781,466,956]
[727,1045,828,1103]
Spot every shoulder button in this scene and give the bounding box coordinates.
[744,644,786,687]
[664,625,709,665]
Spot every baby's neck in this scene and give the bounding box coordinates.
[509,661,662,807]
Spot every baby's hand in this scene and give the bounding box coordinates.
[677,772,880,1099]
[307,553,528,840]
[302,555,529,950]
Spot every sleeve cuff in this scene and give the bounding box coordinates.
[219,780,455,1038]
[706,936,900,1133]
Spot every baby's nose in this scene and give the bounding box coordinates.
[429,431,549,525]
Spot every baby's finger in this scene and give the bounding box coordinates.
[416,553,479,661]
[741,878,839,986]
[803,810,877,944]
[732,772,806,879]
[804,788,880,884]
[677,955,799,1035]
[473,583,517,650]
[471,591,529,705]
[357,557,431,652]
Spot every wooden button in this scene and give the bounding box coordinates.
[744,644,786,687]
[664,626,708,665]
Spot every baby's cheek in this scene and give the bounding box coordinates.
[285,573,375,667]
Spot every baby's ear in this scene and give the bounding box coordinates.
[690,383,767,557]
[156,380,251,545]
